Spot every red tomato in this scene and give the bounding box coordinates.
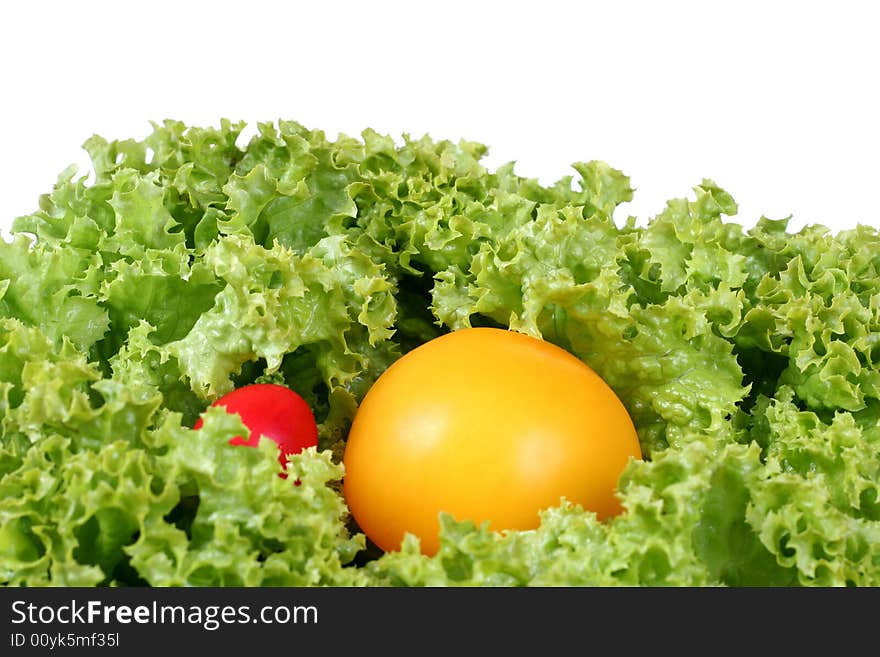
[194,383,318,469]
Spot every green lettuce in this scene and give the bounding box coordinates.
[3,119,879,586]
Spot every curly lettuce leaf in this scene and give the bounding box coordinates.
[0,319,364,586]
[4,119,880,587]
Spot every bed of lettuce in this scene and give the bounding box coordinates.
[2,120,879,586]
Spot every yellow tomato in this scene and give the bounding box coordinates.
[342,327,641,555]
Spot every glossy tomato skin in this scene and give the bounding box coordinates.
[342,327,641,555]
[194,383,318,468]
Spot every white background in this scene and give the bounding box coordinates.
[1,0,878,236]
